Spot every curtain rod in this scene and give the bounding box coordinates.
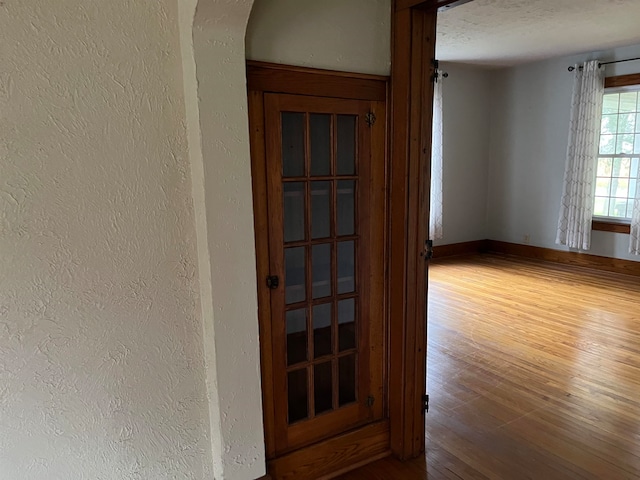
[567,56,640,72]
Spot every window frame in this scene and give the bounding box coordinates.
[592,73,640,234]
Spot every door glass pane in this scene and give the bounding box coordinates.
[310,114,331,176]
[282,112,305,177]
[337,115,356,175]
[338,298,356,351]
[337,241,355,294]
[285,247,306,304]
[286,308,307,366]
[288,368,308,424]
[314,361,333,415]
[339,355,356,406]
[311,181,331,239]
[312,244,331,299]
[284,182,305,242]
[313,303,332,358]
[337,180,355,236]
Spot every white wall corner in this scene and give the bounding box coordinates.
[177,0,266,478]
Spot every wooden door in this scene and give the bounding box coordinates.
[262,92,386,455]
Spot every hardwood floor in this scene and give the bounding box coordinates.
[338,254,640,479]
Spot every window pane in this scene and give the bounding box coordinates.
[613,158,630,178]
[337,115,356,175]
[284,182,305,242]
[285,247,306,304]
[282,112,305,177]
[597,158,612,177]
[634,136,640,155]
[594,197,609,216]
[288,369,308,424]
[632,158,640,177]
[612,178,629,198]
[310,114,331,176]
[338,298,356,351]
[629,179,638,198]
[620,92,637,113]
[616,134,635,154]
[627,199,636,218]
[313,303,332,358]
[601,114,618,135]
[618,113,635,133]
[312,243,332,299]
[314,362,333,415]
[337,241,355,294]
[337,180,355,236]
[603,94,619,114]
[338,355,357,406]
[635,113,640,133]
[609,198,627,217]
[311,181,331,239]
[600,135,615,154]
[595,178,611,197]
[286,309,307,366]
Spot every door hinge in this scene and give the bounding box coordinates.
[366,395,375,407]
[266,275,279,289]
[423,394,429,413]
[423,239,434,260]
[365,112,376,126]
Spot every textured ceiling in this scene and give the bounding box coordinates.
[436,0,640,67]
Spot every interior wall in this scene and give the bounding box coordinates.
[246,0,391,76]
[435,63,492,246]
[0,0,213,478]
[488,42,640,261]
[180,0,267,478]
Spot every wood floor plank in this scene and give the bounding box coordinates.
[338,254,640,479]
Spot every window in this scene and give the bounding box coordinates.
[594,88,640,221]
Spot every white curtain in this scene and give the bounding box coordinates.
[556,60,604,250]
[430,71,444,241]
[630,180,640,254]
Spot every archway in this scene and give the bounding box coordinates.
[177,1,266,478]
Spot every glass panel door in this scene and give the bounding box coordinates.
[264,93,383,453]
[280,109,360,425]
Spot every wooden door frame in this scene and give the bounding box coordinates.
[388,0,474,460]
[247,62,391,476]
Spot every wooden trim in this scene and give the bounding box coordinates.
[247,61,389,82]
[605,73,640,89]
[317,451,391,480]
[267,421,390,480]
[432,240,489,259]
[247,61,387,101]
[395,0,474,11]
[248,90,278,459]
[592,220,631,234]
[388,2,436,460]
[486,240,640,277]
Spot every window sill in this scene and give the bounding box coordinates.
[592,220,631,234]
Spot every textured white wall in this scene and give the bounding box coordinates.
[179,0,267,478]
[435,63,492,246]
[488,42,640,261]
[0,0,214,478]
[246,0,391,76]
